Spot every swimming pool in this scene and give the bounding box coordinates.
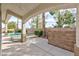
[6,32,21,37]
[2,33,21,42]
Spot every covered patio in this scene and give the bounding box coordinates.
[1,3,79,56]
[2,37,74,56]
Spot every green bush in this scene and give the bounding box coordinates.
[34,29,43,37]
[34,31,38,35]
[38,30,43,37]
[7,29,14,33]
[15,29,22,33]
[8,30,13,33]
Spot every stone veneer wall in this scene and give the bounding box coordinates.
[46,28,76,52]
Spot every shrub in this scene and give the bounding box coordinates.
[34,30,38,35]
[15,29,22,33]
[7,29,14,33]
[8,30,13,33]
[38,30,43,37]
[34,29,43,37]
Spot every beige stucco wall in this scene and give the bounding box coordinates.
[0,3,1,55]
[76,5,79,47]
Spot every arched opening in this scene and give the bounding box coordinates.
[2,15,22,44]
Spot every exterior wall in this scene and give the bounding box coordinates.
[76,6,79,47]
[0,3,1,55]
[26,28,35,35]
[74,5,79,55]
[74,45,79,56]
[46,28,76,52]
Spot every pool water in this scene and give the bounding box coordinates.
[2,33,21,42]
[6,33,21,37]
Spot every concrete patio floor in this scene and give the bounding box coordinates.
[2,37,74,56]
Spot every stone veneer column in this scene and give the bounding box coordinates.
[21,21,26,42]
[74,6,79,56]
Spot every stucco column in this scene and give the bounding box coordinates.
[42,13,46,37]
[0,3,1,55]
[74,6,79,56]
[21,21,26,42]
[5,23,7,34]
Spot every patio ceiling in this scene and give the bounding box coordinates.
[1,3,40,22]
[1,3,78,23]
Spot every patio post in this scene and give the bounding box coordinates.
[21,21,26,42]
[74,7,79,56]
[0,4,1,53]
[5,23,8,34]
[42,13,46,37]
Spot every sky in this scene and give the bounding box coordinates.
[2,8,77,29]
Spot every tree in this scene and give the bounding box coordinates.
[16,18,19,30]
[30,17,37,29]
[7,22,16,29]
[50,10,64,28]
[49,10,75,28]
[63,10,75,27]
[31,15,39,29]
